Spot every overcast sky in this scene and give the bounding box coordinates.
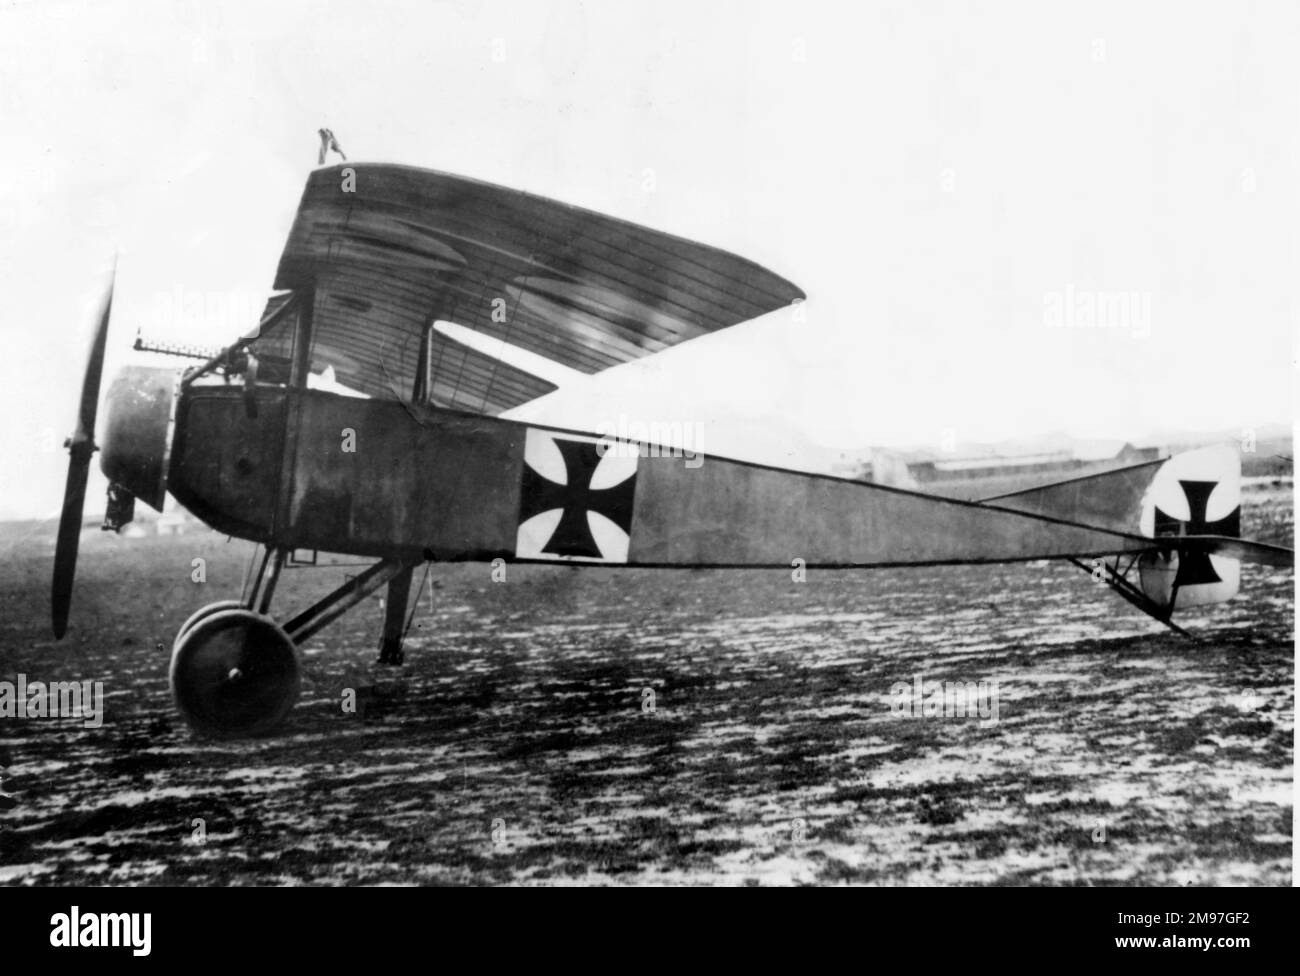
[1,0,1295,519]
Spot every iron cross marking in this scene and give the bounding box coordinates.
[519,439,636,558]
[1153,479,1241,587]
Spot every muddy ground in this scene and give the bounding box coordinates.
[0,483,1292,885]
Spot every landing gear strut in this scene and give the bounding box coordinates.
[377,566,414,665]
[167,548,419,737]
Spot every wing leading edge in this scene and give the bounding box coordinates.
[248,164,804,414]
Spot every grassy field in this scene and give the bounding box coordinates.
[0,483,1292,885]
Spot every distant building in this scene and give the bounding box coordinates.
[1116,442,1163,463]
[155,512,191,536]
[825,440,1168,494]
[830,456,872,481]
[900,444,1166,501]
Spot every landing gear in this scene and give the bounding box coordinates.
[169,609,300,738]
[174,600,244,646]
[167,550,420,737]
[377,566,415,665]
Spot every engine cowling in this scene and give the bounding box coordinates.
[99,365,179,512]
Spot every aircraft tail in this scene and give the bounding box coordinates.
[1134,445,1242,610]
[984,445,1281,615]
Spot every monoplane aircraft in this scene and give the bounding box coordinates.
[52,162,1294,736]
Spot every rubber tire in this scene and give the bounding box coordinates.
[170,609,300,738]
[174,600,246,649]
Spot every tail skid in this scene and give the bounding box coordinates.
[1065,555,1193,638]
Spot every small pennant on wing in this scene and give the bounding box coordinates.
[516,429,637,562]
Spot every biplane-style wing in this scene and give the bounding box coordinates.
[246,164,804,414]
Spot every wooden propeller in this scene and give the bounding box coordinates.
[52,267,114,639]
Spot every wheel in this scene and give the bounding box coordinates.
[169,609,300,738]
[174,600,246,648]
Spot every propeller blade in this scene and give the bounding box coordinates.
[51,448,92,639]
[74,265,114,446]
[52,267,115,639]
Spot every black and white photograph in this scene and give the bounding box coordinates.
[0,0,1294,904]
